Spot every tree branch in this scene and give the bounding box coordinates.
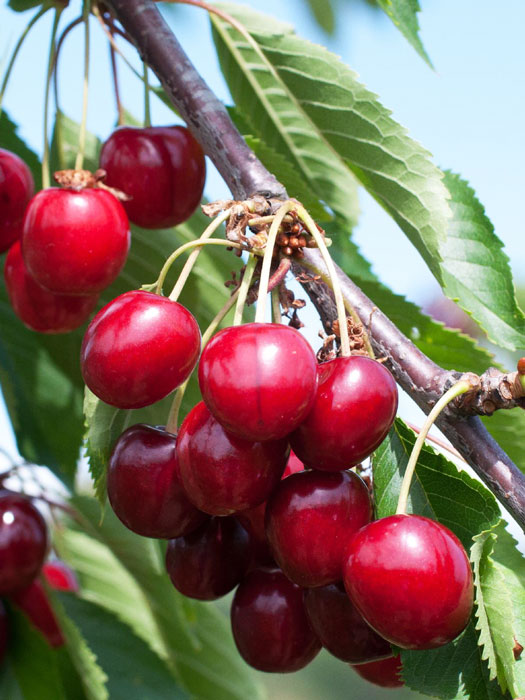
[106,0,525,529]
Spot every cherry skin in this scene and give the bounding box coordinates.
[108,423,207,538]
[4,241,99,333]
[166,516,249,601]
[265,469,371,587]
[290,356,398,470]
[99,125,206,229]
[81,290,201,409]
[0,601,7,664]
[10,577,64,648]
[0,491,48,595]
[343,514,473,650]
[351,654,403,688]
[231,567,321,673]
[303,582,392,663]
[198,323,318,442]
[177,401,289,516]
[42,561,79,592]
[0,148,34,253]
[22,187,130,295]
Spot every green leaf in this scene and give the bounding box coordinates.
[376,0,432,66]
[7,0,45,12]
[481,410,525,474]
[212,4,451,274]
[0,111,42,189]
[440,171,525,351]
[304,0,335,34]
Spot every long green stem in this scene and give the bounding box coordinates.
[52,17,83,127]
[143,62,151,126]
[396,380,472,515]
[42,8,63,189]
[233,253,258,326]
[75,1,91,171]
[0,6,48,115]
[254,201,294,323]
[271,288,282,323]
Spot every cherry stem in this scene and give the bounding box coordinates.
[52,17,84,123]
[271,288,282,323]
[0,6,49,115]
[165,287,241,432]
[254,201,295,323]
[233,253,258,326]
[396,380,472,516]
[143,62,152,127]
[75,0,91,172]
[42,8,63,190]
[108,31,124,126]
[249,214,294,227]
[167,208,233,300]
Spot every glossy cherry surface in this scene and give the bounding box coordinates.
[0,491,47,595]
[177,401,289,515]
[344,514,473,650]
[265,470,371,587]
[304,582,391,663]
[166,516,249,600]
[352,654,403,688]
[10,577,64,647]
[108,424,206,538]
[290,356,398,470]
[231,567,321,673]
[22,187,130,295]
[81,290,201,409]
[43,561,79,592]
[0,148,34,253]
[99,125,205,228]
[5,241,98,333]
[0,601,7,664]
[198,323,318,441]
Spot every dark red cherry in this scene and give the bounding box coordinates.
[198,323,317,442]
[166,516,249,600]
[177,401,289,515]
[0,148,34,253]
[10,577,64,647]
[99,125,205,229]
[304,582,391,663]
[0,601,7,663]
[108,424,207,538]
[0,491,48,595]
[231,567,321,673]
[22,187,129,295]
[4,241,99,333]
[344,514,473,650]
[352,654,403,688]
[43,561,79,592]
[265,470,371,587]
[290,356,398,470]
[81,290,201,409]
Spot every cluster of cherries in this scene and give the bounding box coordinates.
[1,124,205,334]
[0,489,78,664]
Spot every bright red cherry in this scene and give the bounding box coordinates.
[265,470,371,587]
[108,424,207,538]
[177,401,289,515]
[0,148,34,253]
[22,187,129,295]
[10,577,64,647]
[304,583,391,663]
[344,514,473,650]
[351,654,403,688]
[81,290,201,409]
[231,567,321,673]
[290,356,398,470]
[198,323,318,442]
[0,491,48,595]
[4,241,99,333]
[166,516,249,600]
[99,125,206,229]
[43,561,79,592]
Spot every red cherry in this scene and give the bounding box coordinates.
[99,125,205,229]
[344,514,473,650]
[108,424,207,538]
[22,187,130,295]
[4,241,99,333]
[303,582,392,663]
[231,567,321,673]
[81,290,201,409]
[198,323,318,441]
[0,148,34,253]
[43,561,79,592]
[10,577,64,648]
[351,654,404,688]
[177,401,289,515]
[0,491,48,595]
[166,516,249,600]
[290,356,398,470]
[265,470,371,587]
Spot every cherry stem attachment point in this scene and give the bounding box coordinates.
[42,8,63,190]
[396,379,472,516]
[75,0,91,172]
[233,253,258,326]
